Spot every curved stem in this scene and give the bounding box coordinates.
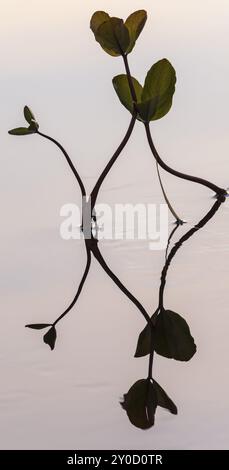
[156,162,183,224]
[123,54,138,103]
[90,113,137,209]
[145,123,227,197]
[158,196,225,309]
[37,131,86,198]
[122,55,183,219]
[53,245,91,326]
[91,243,151,325]
[165,221,182,260]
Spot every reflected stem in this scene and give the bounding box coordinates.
[158,196,225,310]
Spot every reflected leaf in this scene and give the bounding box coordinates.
[26,323,51,330]
[113,74,143,113]
[135,309,196,361]
[43,326,57,351]
[134,311,157,358]
[153,380,177,415]
[121,379,157,429]
[125,10,147,53]
[154,310,196,361]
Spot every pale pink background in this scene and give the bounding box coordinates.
[0,0,229,449]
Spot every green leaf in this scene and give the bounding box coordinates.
[90,11,110,34]
[24,106,35,124]
[43,326,57,351]
[8,127,35,136]
[112,74,143,114]
[125,10,147,53]
[153,380,177,415]
[93,17,130,56]
[121,379,157,429]
[26,323,51,330]
[139,59,176,121]
[155,310,196,361]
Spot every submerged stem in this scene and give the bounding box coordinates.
[156,162,184,224]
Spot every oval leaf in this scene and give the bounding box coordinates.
[153,380,177,415]
[24,106,35,124]
[43,326,57,351]
[8,127,34,136]
[155,310,196,361]
[95,17,130,56]
[112,74,143,114]
[139,59,176,121]
[90,11,110,34]
[26,323,51,330]
[135,309,196,361]
[125,10,147,53]
[121,379,157,429]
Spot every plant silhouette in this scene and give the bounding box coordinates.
[9,10,227,430]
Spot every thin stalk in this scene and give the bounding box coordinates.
[91,243,151,325]
[145,123,227,197]
[37,131,86,197]
[156,162,184,224]
[53,246,91,326]
[122,54,183,219]
[165,221,181,260]
[91,112,137,209]
[158,196,225,309]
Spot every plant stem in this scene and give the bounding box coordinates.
[53,245,91,326]
[91,243,151,325]
[158,196,225,309]
[123,54,138,103]
[165,221,181,260]
[156,162,184,224]
[91,113,137,209]
[145,123,227,197]
[37,131,86,198]
[122,55,183,220]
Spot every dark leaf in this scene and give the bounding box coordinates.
[154,310,197,361]
[26,323,51,330]
[125,10,147,53]
[8,127,34,136]
[113,74,143,114]
[43,326,57,351]
[95,17,130,56]
[90,11,110,34]
[24,106,35,124]
[139,59,176,121]
[134,311,158,357]
[121,379,157,429]
[153,380,177,415]
[29,121,39,131]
